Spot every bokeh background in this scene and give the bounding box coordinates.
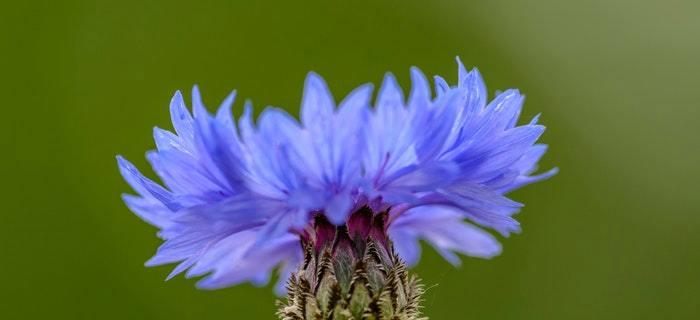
[2,0,699,319]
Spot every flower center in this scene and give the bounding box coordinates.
[302,207,391,258]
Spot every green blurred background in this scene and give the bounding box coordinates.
[3,0,699,318]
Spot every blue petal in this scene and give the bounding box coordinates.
[117,156,182,211]
[456,57,487,112]
[153,127,186,153]
[412,89,460,161]
[215,90,237,130]
[382,161,459,192]
[433,75,450,96]
[185,229,258,278]
[301,72,335,130]
[391,206,502,266]
[191,85,208,120]
[502,167,559,193]
[146,150,213,196]
[122,194,172,228]
[195,233,298,290]
[408,67,430,111]
[238,100,255,143]
[375,73,404,120]
[169,91,194,141]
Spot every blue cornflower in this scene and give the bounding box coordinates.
[117,58,556,294]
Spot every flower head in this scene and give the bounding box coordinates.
[117,58,556,294]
